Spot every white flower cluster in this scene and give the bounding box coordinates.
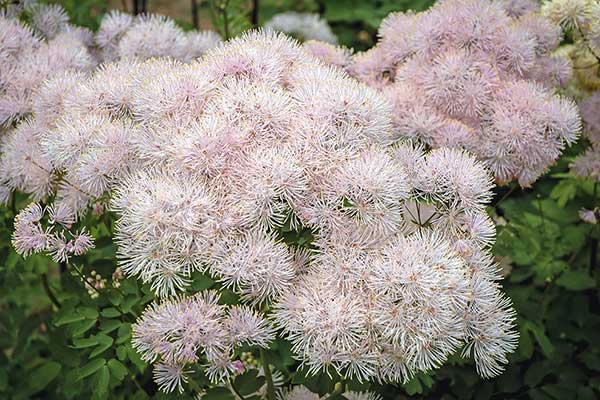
[266,12,338,44]
[96,11,222,62]
[102,31,513,387]
[347,0,581,187]
[2,4,518,395]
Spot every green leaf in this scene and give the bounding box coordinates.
[70,318,97,337]
[55,310,86,326]
[556,271,596,291]
[550,179,577,207]
[120,295,138,313]
[403,377,423,395]
[525,322,555,358]
[101,307,121,318]
[116,323,132,345]
[127,345,146,373]
[107,359,128,381]
[203,387,235,400]
[77,358,106,381]
[71,337,98,349]
[79,307,99,319]
[91,366,110,400]
[100,319,121,334]
[89,334,114,358]
[28,361,62,394]
[116,345,127,361]
[234,369,263,395]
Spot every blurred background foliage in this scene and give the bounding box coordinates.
[1,0,599,399]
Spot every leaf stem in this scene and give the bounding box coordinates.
[41,273,61,308]
[260,348,276,400]
[229,379,248,400]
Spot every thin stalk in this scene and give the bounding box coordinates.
[222,2,230,40]
[251,0,259,27]
[590,182,598,271]
[10,191,16,216]
[494,183,517,208]
[323,381,345,400]
[260,349,276,400]
[42,273,61,308]
[191,0,199,29]
[229,379,248,400]
[70,264,135,320]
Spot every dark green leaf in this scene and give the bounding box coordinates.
[107,359,128,381]
[28,361,62,394]
[77,358,106,381]
[89,334,114,358]
[556,271,596,291]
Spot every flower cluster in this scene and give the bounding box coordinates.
[0,6,222,209]
[0,4,94,128]
[348,0,581,187]
[96,11,222,62]
[265,12,338,44]
[132,291,274,392]
[12,202,94,263]
[279,386,381,400]
[85,31,515,389]
[2,5,521,395]
[571,93,600,180]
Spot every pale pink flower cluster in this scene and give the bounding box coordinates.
[278,386,381,400]
[348,0,581,187]
[0,6,94,128]
[96,11,222,62]
[12,202,94,262]
[1,8,519,393]
[133,291,275,392]
[302,40,353,70]
[571,93,600,180]
[265,12,338,44]
[81,31,516,389]
[0,8,222,210]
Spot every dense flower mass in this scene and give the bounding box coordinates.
[96,11,222,62]
[25,30,514,388]
[0,6,94,128]
[349,0,581,187]
[2,4,524,395]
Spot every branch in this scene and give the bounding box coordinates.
[260,349,276,400]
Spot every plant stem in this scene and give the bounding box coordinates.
[260,349,276,400]
[222,1,230,40]
[70,264,135,320]
[10,191,16,216]
[251,0,259,27]
[323,381,345,400]
[229,379,247,400]
[494,183,517,208]
[191,0,199,28]
[590,182,598,272]
[42,273,61,308]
